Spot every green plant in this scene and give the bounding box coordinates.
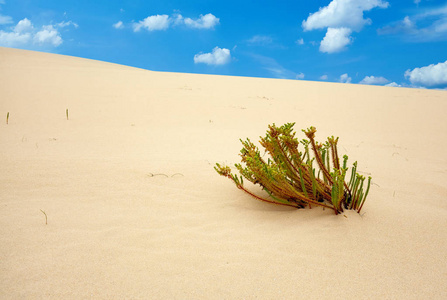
[66,109,69,120]
[215,123,371,215]
[6,112,9,124]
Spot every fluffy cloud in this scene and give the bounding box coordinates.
[133,14,170,32]
[0,18,33,46]
[404,60,447,87]
[296,38,304,45]
[14,18,33,33]
[296,73,305,79]
[0,18,72,48]
[303,0,389,54]
[184,13,219,29]
[113,21,124,29]
[194,47,231,65]
[319,27,352,53]
[132,13,219,32]
[0,30,31,46]
[320,75,328,80]
[359,75,389,85]
[339,73,352,83]
[302,0,389,32]
[385,82,402,87]
[34,25,62,46]
[378,5,447,41]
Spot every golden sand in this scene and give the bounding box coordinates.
[1,47,446,299]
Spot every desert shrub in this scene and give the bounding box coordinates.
[215,123,371,215]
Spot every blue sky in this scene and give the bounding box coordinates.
[1,0,447,89]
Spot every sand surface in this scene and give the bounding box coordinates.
[1,47,447,299]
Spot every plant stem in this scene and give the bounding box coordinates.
[40,209,48,225]
[306,129,333,185]
[229,173,300,208]
[358,177,371,213]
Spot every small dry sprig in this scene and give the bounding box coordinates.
[40,209,48,225]
[66,109,69,120]
[6,112,9,124]
[215,123,371,215]
[147,172,184,178]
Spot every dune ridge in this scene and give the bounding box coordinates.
[1,47,446,299]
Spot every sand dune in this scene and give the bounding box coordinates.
[1,46,446,299]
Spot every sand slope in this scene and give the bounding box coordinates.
[1,47,447,299]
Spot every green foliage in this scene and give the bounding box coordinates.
[66,109,69,120]
[6,112,9,125]
[215,123,372,215]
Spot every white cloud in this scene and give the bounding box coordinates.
[378,5,447,41]
[359,75,389,85]
[113,21,124,29]
[247,35,273,46]
[385,82,402,87]
[34,25,62,46]
[132,13,219,32]
[172,13,184,26]
[296,38,304,45]
[14,18,33,33]
[0,30,31,46]
[57,20,78,28]
[404,60,447,87]
[133,14,170,32]
[402,16,413,28]
[184,13,219,29]
[194,47,231,65]
[339,73,352,83]
[302,0,389,32]
[303,0,389,53]
[319,27,352,53]
[378,16,416,35]
[296,73,305,79]
[0,18,67,48]
[320,75,328,80]
[0,18,33,47]
[0,14,13,25]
